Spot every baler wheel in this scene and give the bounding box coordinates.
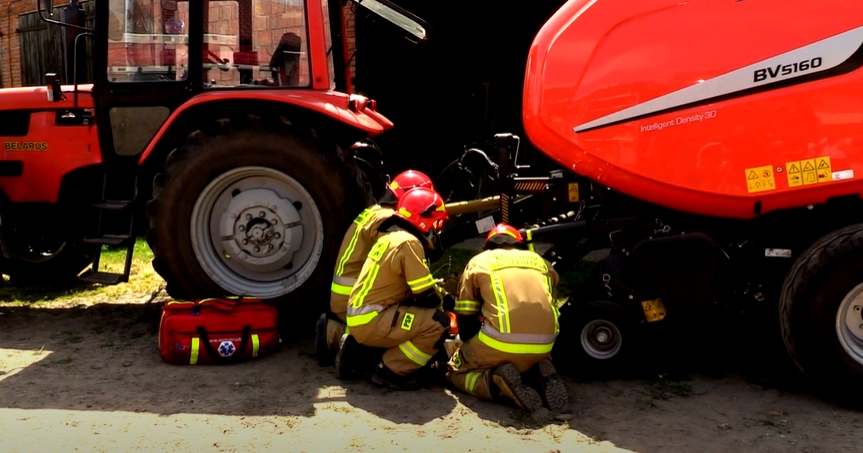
[553,300,636,378]
[780,223,863,408]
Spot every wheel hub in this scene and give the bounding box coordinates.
[220,189,302,272]
[837,284,863,366]
[581,319,622,360]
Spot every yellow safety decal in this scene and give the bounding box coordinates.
[568,183,579,202]
[190,337,200,365]
[641,298,667,322]
[368,238,389,262]
[745,165,776,194]
[398,207,412,218]
[786,157,831,188]
[489,253,548,272]
[401,312,415,331]
[465,371,483,395]
[251,334,260,358]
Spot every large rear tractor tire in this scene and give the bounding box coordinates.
[146,115,368,332]
[780,223,863,408]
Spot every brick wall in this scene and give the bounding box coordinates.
[0,0,39,88]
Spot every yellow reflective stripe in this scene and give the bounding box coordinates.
[477,331,554,355]
[346,311,379,327]
[345,325,351,335]
[410,280,436,293]
[465,371,483,395]
[526,229,536,252]
[546,276,559,334]
[455,300,480,313]
[252,334,259,358]
[398,340,433,366]
[335,226,362,277]
[407,274,434,286]
[190,337,200,365]
[351,263,381,308]
[490,273,511,333]
[331,282,352,296]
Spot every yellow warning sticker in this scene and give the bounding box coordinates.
[745,165,776,193]
[568,183,579,202]
[785,157,832,188]
[641,299,667,323]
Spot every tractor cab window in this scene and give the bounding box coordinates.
[106,0,190,82]
[201,0,310,88]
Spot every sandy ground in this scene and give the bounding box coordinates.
[1,297,862,453]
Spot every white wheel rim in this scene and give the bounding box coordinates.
[836,282,863,366]
[580,318,623,360]
[190,166,324,298]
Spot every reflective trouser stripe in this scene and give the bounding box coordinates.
[252,334,259,358]
[408,274,436,292]
[346,311,379,327]
[331,282,352,296]
[398,340,433,366]
[454,300,480,313]
[346,304,385,327]
[477,329,556,355]
[490,273,511,333]
[465,371,483,395]
[190,337,200,365]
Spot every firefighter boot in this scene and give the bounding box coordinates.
[491,363,543,412]
[315,313,334,367]
[334,334,361,380]
[371,362,421,391]
[536,359,568,411]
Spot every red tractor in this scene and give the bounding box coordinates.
[0,0,427,326]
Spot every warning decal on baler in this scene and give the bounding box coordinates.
[745,165,776,193]
[785,157,832,187]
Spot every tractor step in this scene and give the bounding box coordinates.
[79,270,129,285]
[83,234,133,247]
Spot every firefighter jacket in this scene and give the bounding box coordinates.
[346,227,440,327]
[455,248,560,355]
[330,205,395,318]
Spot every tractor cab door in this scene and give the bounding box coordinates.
[92,0,202,163]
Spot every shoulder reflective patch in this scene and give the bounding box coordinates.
[401,312,415,331]
[368,238,389,262]
[488,253,549,273]
[353,208,374,226]
[574,25,863,133]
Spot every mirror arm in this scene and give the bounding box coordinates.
[37,0,93,33]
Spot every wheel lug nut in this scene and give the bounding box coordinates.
[238,225,245,232]
[275,233,281,239]
[259,211,266,218]
[242,239,248,245]
[245,214,252,220]
[271,219,277,225]
[254,246,260,253]
[268,244,274,250]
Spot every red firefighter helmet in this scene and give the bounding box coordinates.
[394,187,448,234]
[483,223,526,250]
[388,170,434,199]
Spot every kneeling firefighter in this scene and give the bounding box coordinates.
[315,171,434,366]
[447,223,568,412]
[335,187,451,390]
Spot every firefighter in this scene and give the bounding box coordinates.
[446,223,568,412]
[334,187,451,390]
[315,170,435,366]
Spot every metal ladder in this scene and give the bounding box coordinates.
[78,173,138,285]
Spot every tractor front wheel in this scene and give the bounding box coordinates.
[146,115,367,330]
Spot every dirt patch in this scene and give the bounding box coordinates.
[1,300,862,453]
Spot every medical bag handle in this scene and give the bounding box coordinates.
[196,325,252,363]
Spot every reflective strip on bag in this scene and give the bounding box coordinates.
[252,334,260,358]
[190,337,200,365]
[398,340,433,366]
[477,325,556,355]
[465,371,483,395]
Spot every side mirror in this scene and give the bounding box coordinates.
[352,0,431,42]
[41,0,54,16]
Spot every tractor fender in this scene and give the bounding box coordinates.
[137,90,394,165]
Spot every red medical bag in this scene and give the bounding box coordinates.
[158,297,280,365]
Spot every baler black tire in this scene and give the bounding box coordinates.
[2,241,97,286]
[779,223,863,408]
[553,300,637,379]
[146,114,368,333]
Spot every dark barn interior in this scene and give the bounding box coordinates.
[351,1,567,181]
